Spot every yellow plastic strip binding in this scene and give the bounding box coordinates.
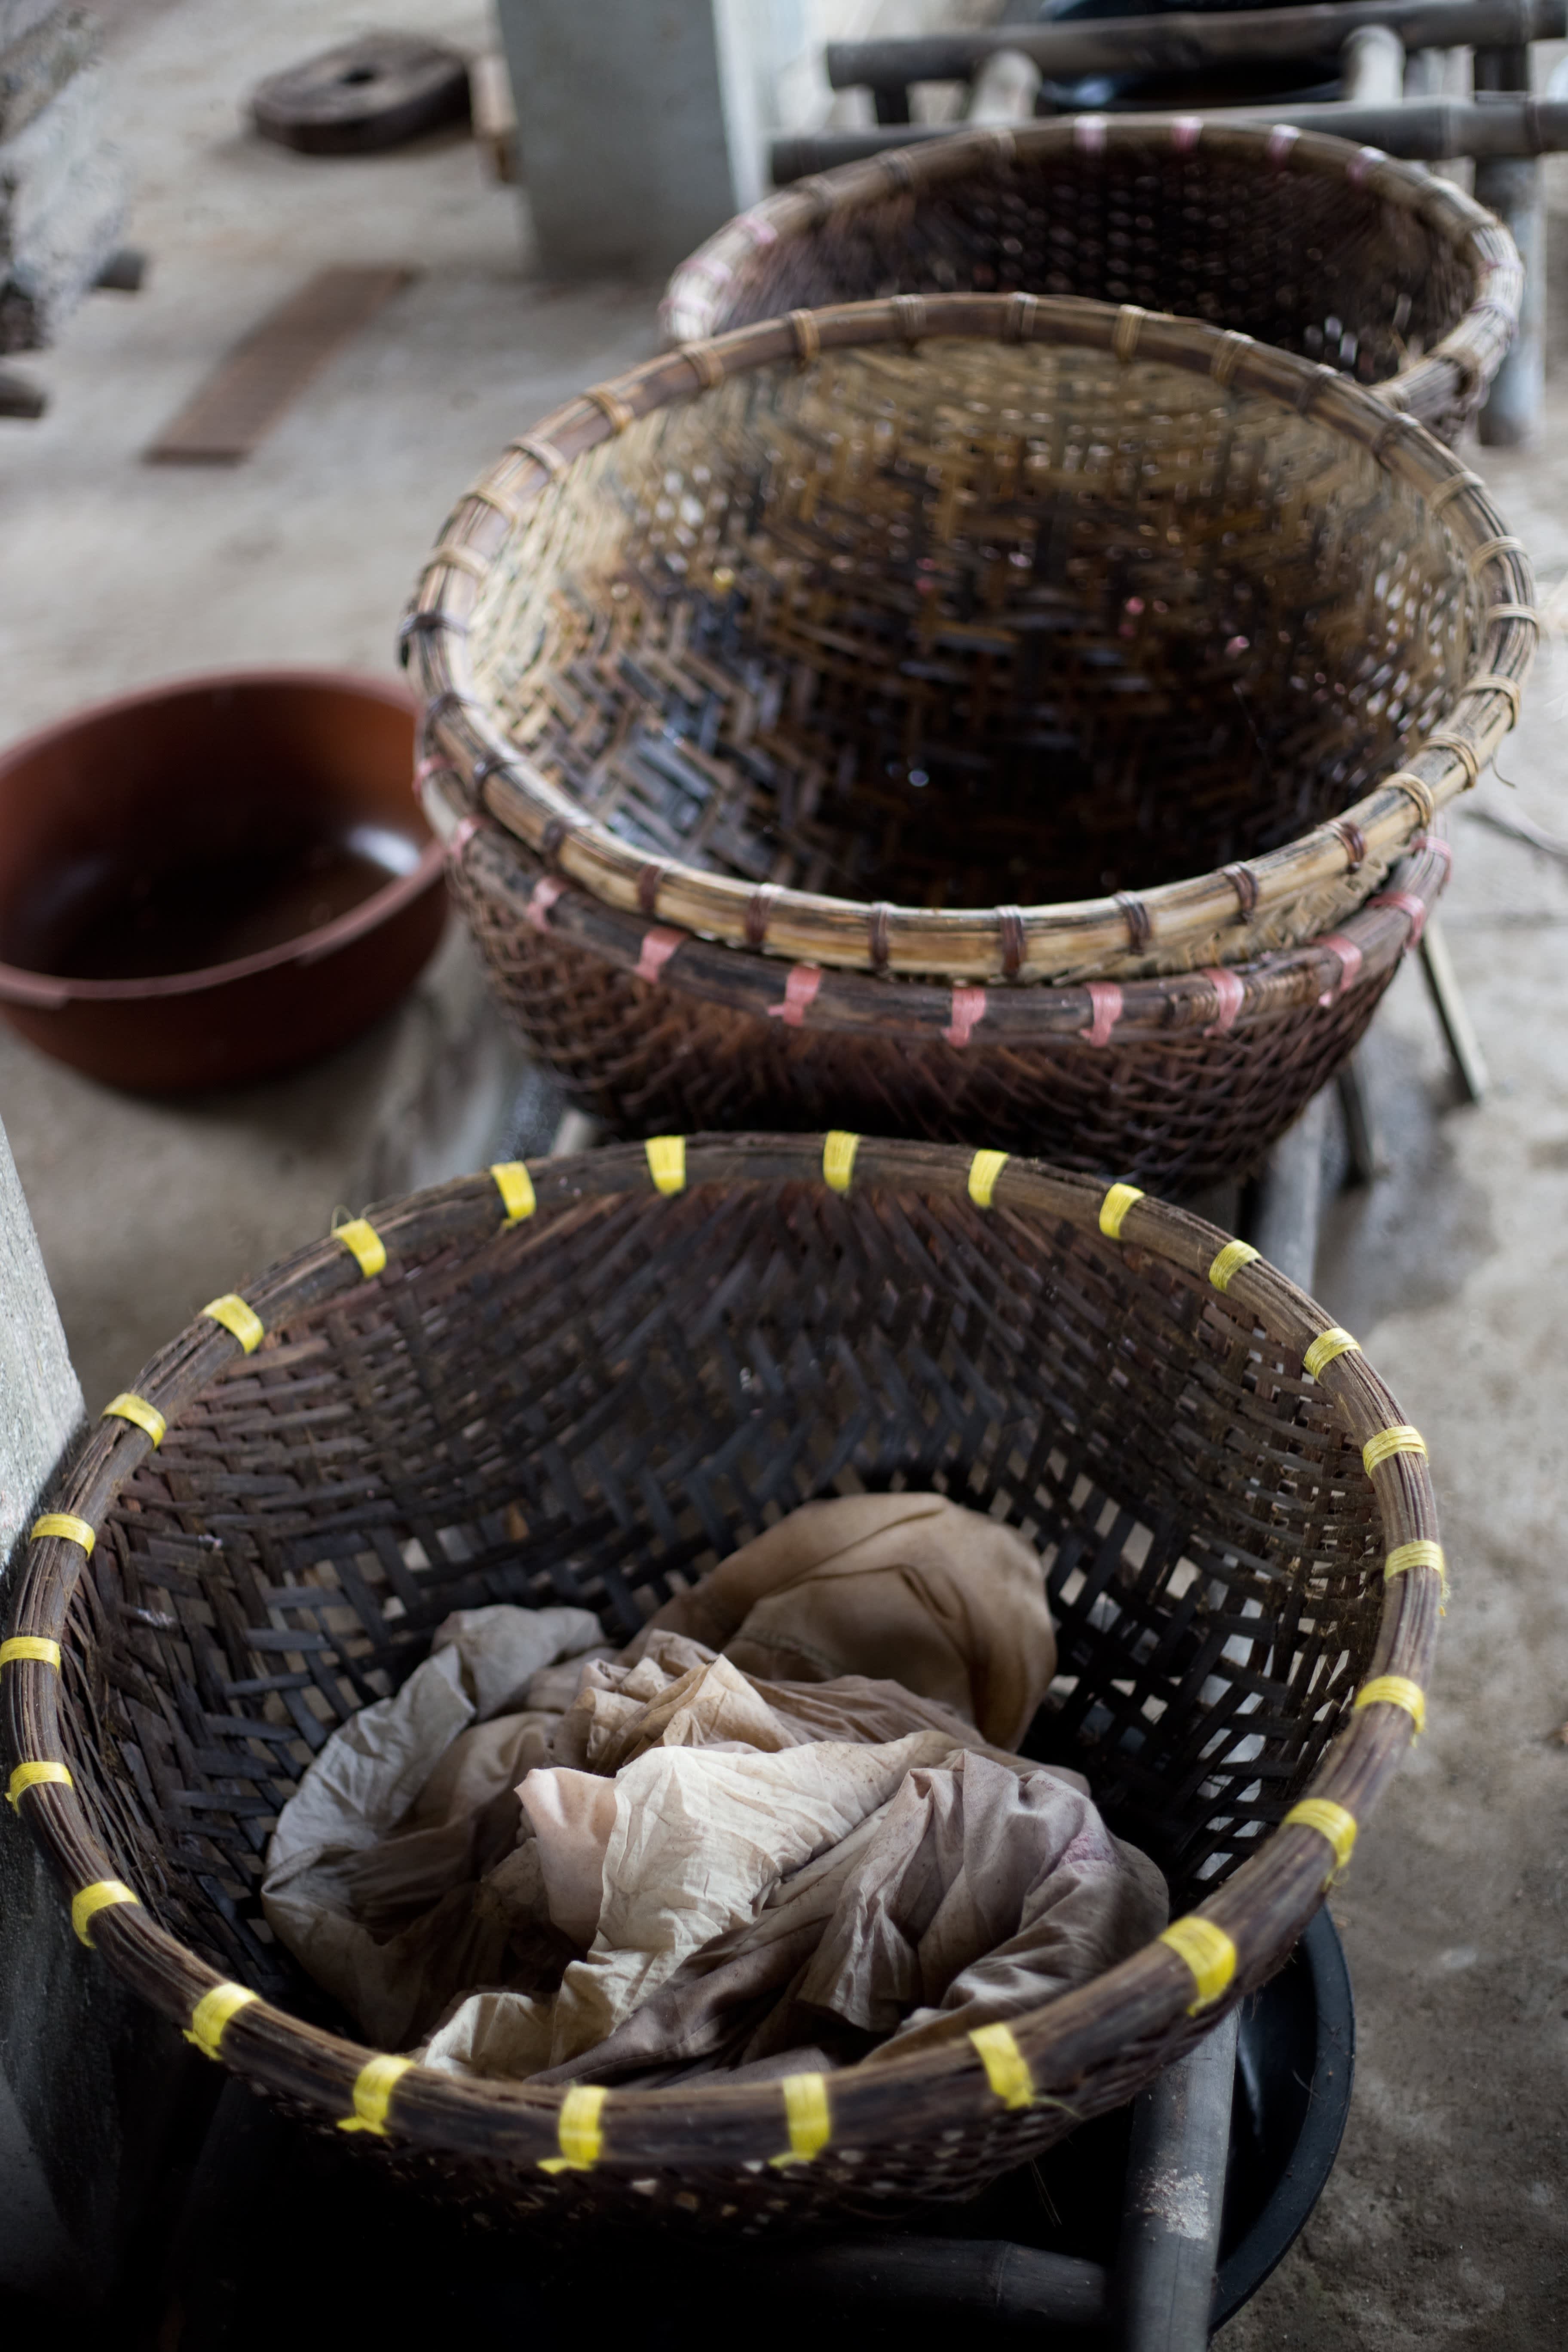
[1363,1424,1427,1475]
[1099,1182,1143,1240]
[203,1294,265,1354]
[334,1218,387,1278]
[822,1131,860,1194]
[1303,1327,1360,1379]
[645,1136,686,1196]
[29,1512,94,1555]
[7,1761,71,1810]
[1386,1539,1449,1599]
[1158,1916,1237,2012]
[184,1981,258,2060]
[103,1393,166,1447]
[968,1149,1009,1209]
[491,1161,537,1222]
[769,2071,832,2168]
[337,2053,413,2135]
[969,2021,1035,2111]
[1284,1797,1358,1880]
[71,1879,139,1947]
[1207,1239,1259,1293]
[1354,1674,1427,1734]
[1,1635,62,1669]
[539,2083,607,2172]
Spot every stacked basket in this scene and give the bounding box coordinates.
[405,244,1533,1184]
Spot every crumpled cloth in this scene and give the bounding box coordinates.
[629,1493,1057,1750]
[263,1497,1163,2082]
[262,1603,606,2047]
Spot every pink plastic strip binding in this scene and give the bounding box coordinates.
[1075,114,1108,153]
[1317,934,1365,1004]
[1371,890,1429,948]
[446,815,478,861]
[1201,967,1246,1035]
[1081,980,1123,1047]
[634,926,683,985]
[1171,116,1203,151]
[1267,125,1299,165]
[526,876,564,933]
[766,965,822,1027]
[943,986,988,1047]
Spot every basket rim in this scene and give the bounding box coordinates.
[4,1136,1441,2175]
[658,114,1524,407]
[404,290,1535,983]
[426,762,1451,1036]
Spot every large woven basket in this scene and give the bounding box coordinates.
[5,1137,1441,2229]
[663,118,1522,446]
[432,767,1450,1189]
[405,295,1532,986]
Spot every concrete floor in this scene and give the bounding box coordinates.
[1,3,1566,2343]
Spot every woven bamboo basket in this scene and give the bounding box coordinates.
[5,1137,1441,2230]
[662,118,1522,446]
[404,294,1533,986]
[429,772,1449,1191]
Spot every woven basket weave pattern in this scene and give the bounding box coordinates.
[469,344,1470,941]
[5,1142,1440,2225]
[444,812,1448,1190]
[408,298,1532,986]
[661,121,1522,443]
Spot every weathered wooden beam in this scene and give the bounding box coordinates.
[1341,23,1407,102]
[772,95,1568,180]
[1118,2012,1242,2351]
[826,0,1563,90]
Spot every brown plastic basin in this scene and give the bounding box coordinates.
[0,670,445,1092]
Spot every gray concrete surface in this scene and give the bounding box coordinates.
[0,1,1564,2341]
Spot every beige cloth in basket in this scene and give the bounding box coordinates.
[264,1496,1161,2076]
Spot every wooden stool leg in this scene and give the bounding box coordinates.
[1336,1050,1387,1186]
[1419,917,1489,1106]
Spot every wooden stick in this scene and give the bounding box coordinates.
[1420,917,1490,1103]
[1337,1054,1388,1185]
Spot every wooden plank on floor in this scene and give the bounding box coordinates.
[144,265,413,464]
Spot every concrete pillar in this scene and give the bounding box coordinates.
[493,0,766,280]
[0,1114,192,2304]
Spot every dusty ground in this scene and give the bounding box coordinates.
[0,3,1565,2342]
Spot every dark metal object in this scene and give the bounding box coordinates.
[0,671,445,1092]
[772,95,1568,176]
[825,0,1563,89]
[1118,2013,1240,2348]
[250,34,472,156]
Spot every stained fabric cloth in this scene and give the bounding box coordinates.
[627,1493,1057,1750]
[263,1497,1163,2083]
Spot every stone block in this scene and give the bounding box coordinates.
[0,58,127,352]
[0,9,98,143]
